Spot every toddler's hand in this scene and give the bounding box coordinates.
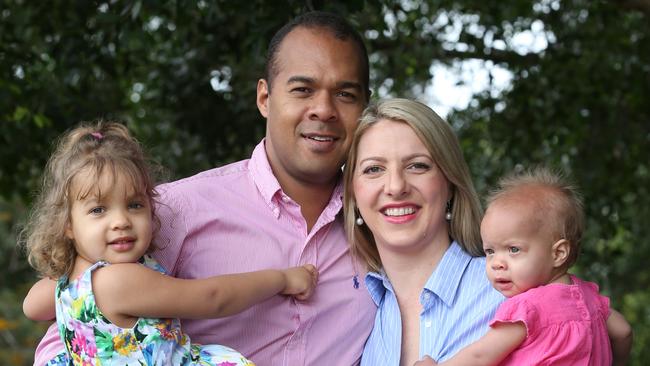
[413,356,437,366]
[281,264,318,301]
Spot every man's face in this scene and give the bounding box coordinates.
[257,26,366,188]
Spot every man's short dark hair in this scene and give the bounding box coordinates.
[264,11,370,101]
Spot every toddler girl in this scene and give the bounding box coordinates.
[417,167,632,366]
[21,122,317,365]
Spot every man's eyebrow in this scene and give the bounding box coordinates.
[337,81,363,91]
[287,76,315,84]
[285,76,362,91]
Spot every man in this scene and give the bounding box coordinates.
[34,11,375,366]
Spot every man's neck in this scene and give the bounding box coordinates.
[279,175,339,232]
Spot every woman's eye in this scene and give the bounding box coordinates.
[408,162,430,170]
[362,166,382,174]
[509,247,520,254]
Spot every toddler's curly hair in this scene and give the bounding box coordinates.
[20,121,160,279]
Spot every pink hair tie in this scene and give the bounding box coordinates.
[90,132,104,140]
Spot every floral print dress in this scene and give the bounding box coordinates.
[52,255,255,366]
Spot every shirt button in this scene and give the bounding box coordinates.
[422,293,431,301]
[282,195,290,202]
[425,321,432,328]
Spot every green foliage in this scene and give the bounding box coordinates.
[0,285,52,365]
[1,0,648,364]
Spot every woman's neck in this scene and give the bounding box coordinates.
[379,238,450,298]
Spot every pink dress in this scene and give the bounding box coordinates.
[491,274,611,365]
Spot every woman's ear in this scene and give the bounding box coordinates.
[551,239,570,268]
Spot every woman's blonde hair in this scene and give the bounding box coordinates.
[20,121,160,279]
[343,98,483,272]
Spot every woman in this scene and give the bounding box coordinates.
[343,99,504,366]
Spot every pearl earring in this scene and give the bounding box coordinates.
[445,200,452,221]
[356,217,364,226]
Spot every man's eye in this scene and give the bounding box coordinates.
[484,248,494,255]
[337,91,358,101]
[291,87,311,94]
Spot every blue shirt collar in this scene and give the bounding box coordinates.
[364,241,474,307]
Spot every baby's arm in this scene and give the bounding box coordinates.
[23,278,57,321]
[93,263,318,320]
[413,322,526,366]
[608,309,633,366]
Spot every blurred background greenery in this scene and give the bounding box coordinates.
[1,0,648,364]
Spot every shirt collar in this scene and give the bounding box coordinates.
[248,139,344,221]
[423,241,472,307]
[365,270,391,307]
[324,180,344,221]
[249,139,281,210]
[364,241,473,307]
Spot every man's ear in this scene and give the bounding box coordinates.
[256,79,270,118]
[551,239,570,268]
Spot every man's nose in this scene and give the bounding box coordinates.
[308,92,338,123]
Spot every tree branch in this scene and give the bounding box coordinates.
[370,39,541,67]
[443,48,541,66]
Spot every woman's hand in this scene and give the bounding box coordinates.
[281,264,318,301]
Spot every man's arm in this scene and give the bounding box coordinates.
[23,278,56,321]
[608,309,633,366]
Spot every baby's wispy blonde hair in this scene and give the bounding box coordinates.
[486,166,585,269]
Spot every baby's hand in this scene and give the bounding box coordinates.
[413,356,437,366]
[281,264,318,301]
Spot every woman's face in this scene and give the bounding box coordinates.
[352,119,451,255]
